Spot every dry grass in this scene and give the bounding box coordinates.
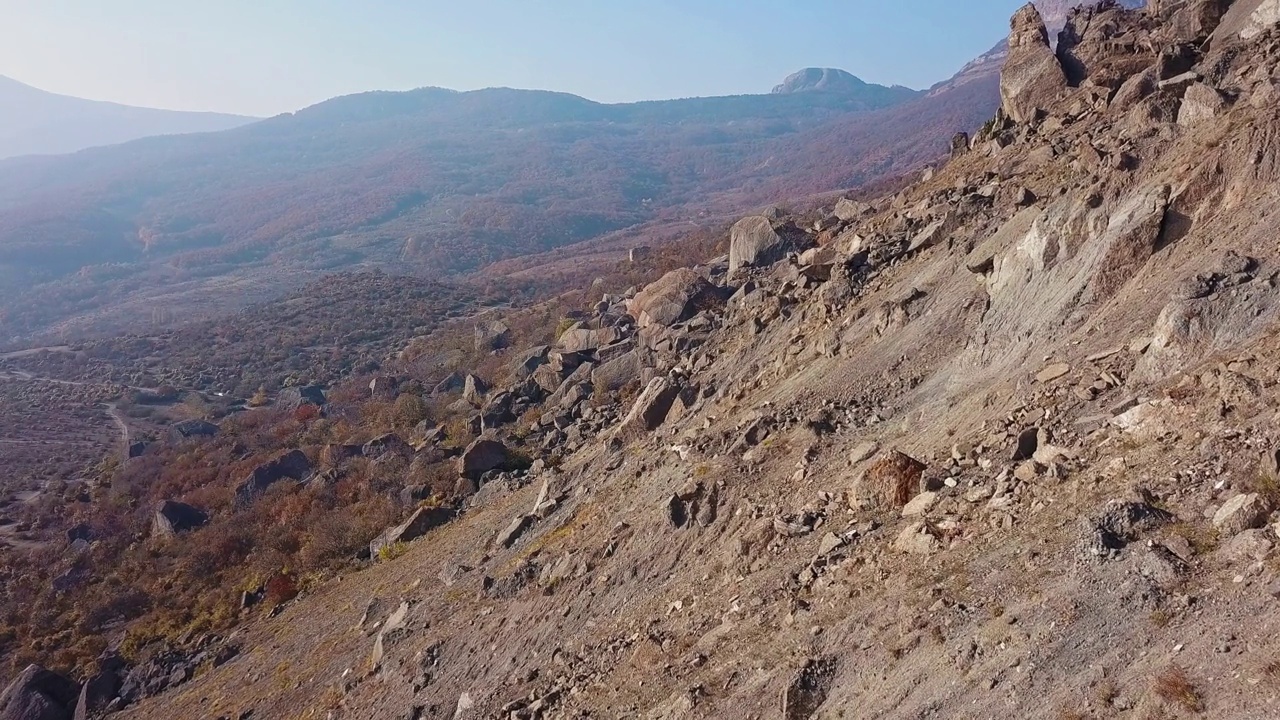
[1153,664,1203,713]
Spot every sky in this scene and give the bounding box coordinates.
[0,0,1028,117]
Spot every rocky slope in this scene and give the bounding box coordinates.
[10,1,1280,719]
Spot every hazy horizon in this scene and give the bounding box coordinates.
[0,0,1027,117]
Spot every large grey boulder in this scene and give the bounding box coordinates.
[278,385,326,410]
[1000,4,1068,124]
[0,665,78,720]
[592,350,644,393]
[728,216,786,273]
[152,500,208,539]
[627,268,720,329]
[458,438,513,479]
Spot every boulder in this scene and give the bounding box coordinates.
[513,346,549,378]
[833,198,870,222]
[167,419,218,443]
[0,664,78,720]
[278,385,326,410]
[368,376,399,400]
[458,438,513,479]
[462,374,487,406]
[320,443,363,466]
[728,216,786,273]
[850,451,927,510]
[627,268,720,329]
[616,376,682,438]
[1177,82,1227,126]
[1000,4,1068,124]
[369,506,456,558]
[362,434,413,460]
[431,372,465,396]
[893,521,940,555]
[558,327,623,353]
[233,450,313,510]
[1212,493,1272,536]
[592,350,643,393]
[474,320,510,351]
[152,500,208,539]
[73,668,120,720]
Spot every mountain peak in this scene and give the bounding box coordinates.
[771,68,869,94]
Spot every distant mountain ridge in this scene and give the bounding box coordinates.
[0,75,257,160]
[772,68,892,95]
[0,61,987,342]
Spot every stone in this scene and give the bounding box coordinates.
[73,669,120,720]
[1036,363,1070,383]
[892,521,940,555]
[849,441,880,465]
[152,500,208,539]
[907,218,948,253]
[592,350,643,393]
[168,419,219,442]
[495,515,534,548]
[368,375,400,400]
[1220,529,1275,562]
[1212,493,1272,536]
[558,327,623,354]
[369,506,455,558]
[457,438,513,480]
[1012,427,1040,461]
[474,320,509,351]
[833,198,871,222]
[278,385,326,410]
[0,665,79,720]
[627,268,721,328]
[1177,82,1226,126]
[362,434,413,460]
[851,451,927,510]
[728,216,787,273]
[1013,462,1040,482]
[1000,4,1068,124]
[817,532,844,556]
[233,450,312,510]
[462,375,487,406]
[616,377,681,438]
[901,491,938,517]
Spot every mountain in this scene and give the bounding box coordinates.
[772,67,885,94]
[0,70,997,344]
[5,2,1280,716]
[0,75,257,160]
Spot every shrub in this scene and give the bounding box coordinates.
[263,573,299,606]
[1153,665,1202,712]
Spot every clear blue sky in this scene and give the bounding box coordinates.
[0,0,1027,117]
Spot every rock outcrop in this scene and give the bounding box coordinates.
[152,500,208,539]
[0,665,78,720]
[728,216,786,273]
[232,450,313,510]
[1000,4,1068,123]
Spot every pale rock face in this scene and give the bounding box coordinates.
[728,216,786,273]
[1000,4,1069,123]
